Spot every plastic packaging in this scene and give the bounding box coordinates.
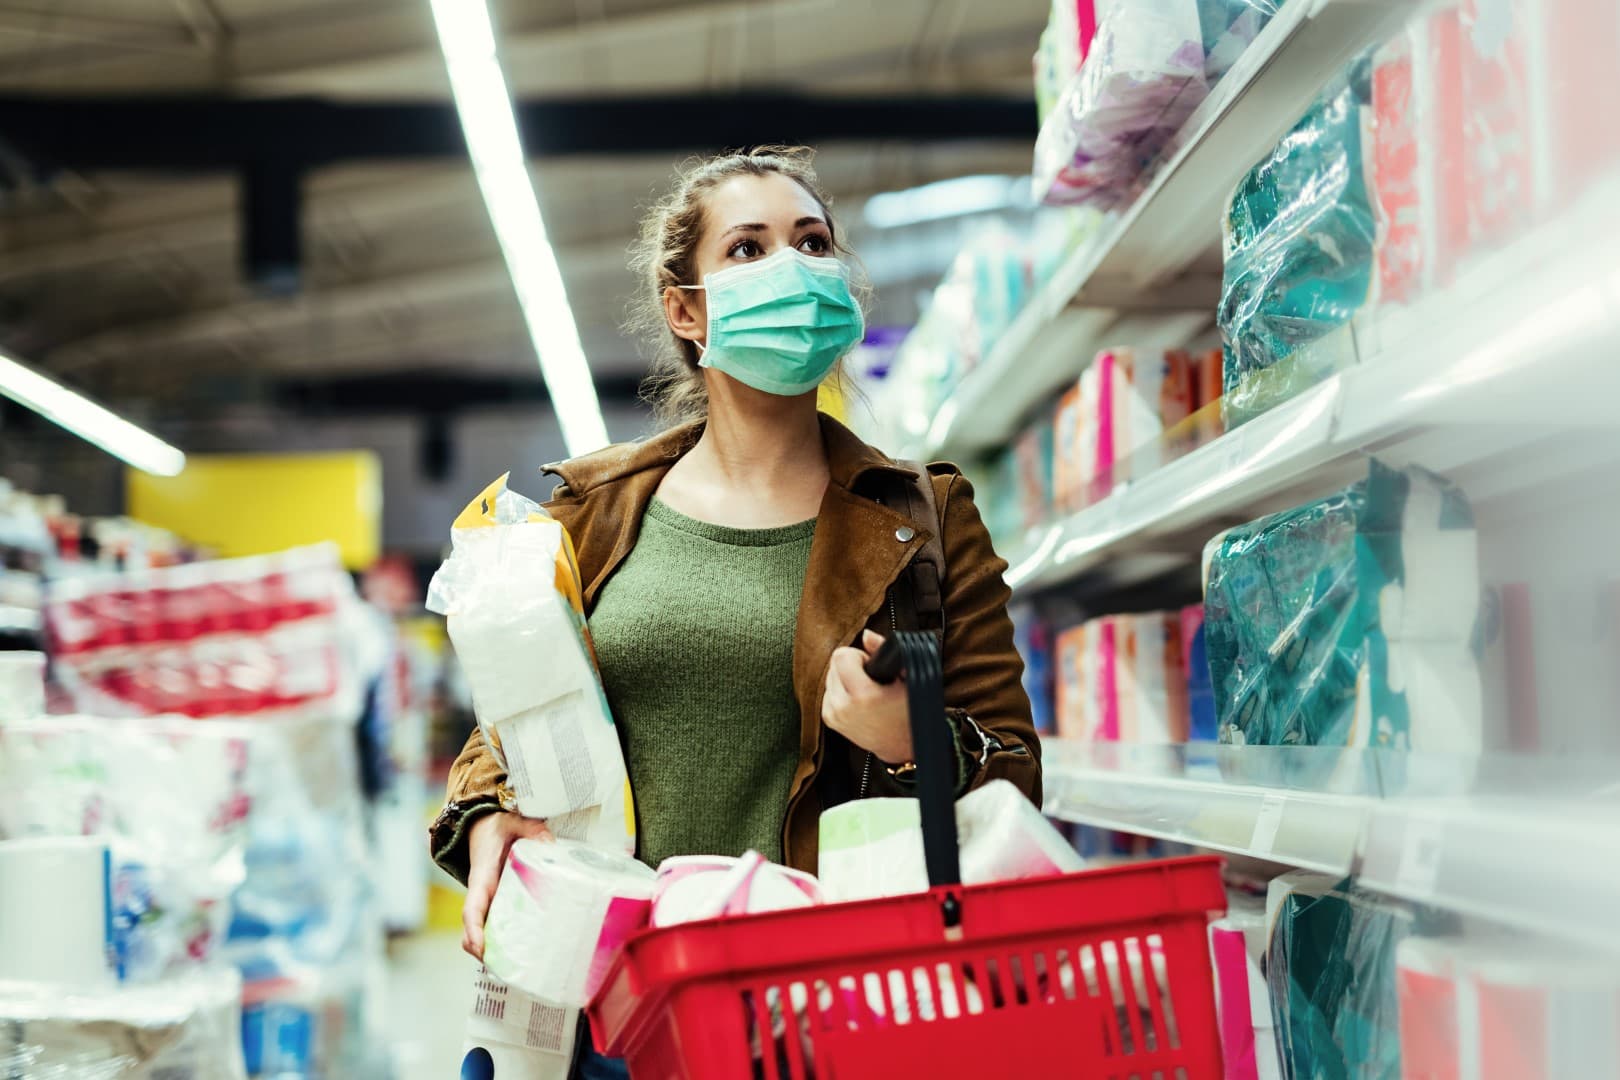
[0,650,44,719]
[651,852,823,928]
[1197,0,1280,82]
[460,967,577,1080]
[1035,0,1210,206]
[817,780,1083,903]
[1218,56,1375,427]
[1209,890,1280,1080]
[0,837,115,986]
[482,838,655,1008]
[1203,460,1483,794]
[1266,872,1409,1080]
[427,475,633,851]
[1011,604,1056,735]
[0,966,246,1079]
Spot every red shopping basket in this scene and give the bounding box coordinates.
[588,632,1228,1079]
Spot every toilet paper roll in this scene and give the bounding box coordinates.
[0,836,115,986]
[481,838,655,1008]
[819,780,1083,903]
[0,650,45,721]
[650,852,822,928]
[459,967,575,1080]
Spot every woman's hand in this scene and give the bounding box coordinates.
[823,630,913,765]
[463,811,552,960]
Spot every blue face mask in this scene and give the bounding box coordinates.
[682,247,865,397]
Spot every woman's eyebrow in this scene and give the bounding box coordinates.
[721,222,768,238]
[796,216,827,229]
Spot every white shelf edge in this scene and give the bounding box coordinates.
[1005,182,1620,598]
[1043,752,1620,952]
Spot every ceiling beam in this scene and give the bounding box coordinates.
[0,91,1035,173]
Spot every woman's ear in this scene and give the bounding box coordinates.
[663,285,706,347]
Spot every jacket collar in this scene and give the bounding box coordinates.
[543,413,918,497]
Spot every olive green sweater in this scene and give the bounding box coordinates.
[590,498,815,870]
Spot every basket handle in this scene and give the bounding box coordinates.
[863,631,962,924]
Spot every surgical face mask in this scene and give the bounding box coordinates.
[680,247,865,397]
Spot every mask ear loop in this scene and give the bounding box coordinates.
[673,282,709,356]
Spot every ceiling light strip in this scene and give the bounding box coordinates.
[430,0,610,457]
[0,348,186,477]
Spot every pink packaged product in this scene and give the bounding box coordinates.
[1209,894,1280,1080]
[1396,936,1620,1078]
[1054,619,1119,743]
[44,545,353,721]
[1052,383,1085,515]
[1116,613,1189,745]
[651,853,822,929]
[1371,9,1468,305]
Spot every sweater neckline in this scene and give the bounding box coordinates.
[646,498,817,547]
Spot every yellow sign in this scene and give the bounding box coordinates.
[127,452,382,570]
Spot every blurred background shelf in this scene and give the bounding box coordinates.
[913,0,1415,461]
[1006,182,1620,598]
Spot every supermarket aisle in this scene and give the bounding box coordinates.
[386,930,476,1080]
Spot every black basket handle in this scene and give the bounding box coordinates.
[863,631,962,926]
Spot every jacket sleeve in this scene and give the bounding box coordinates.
[427,726,508,885]
[934,470,1042,805]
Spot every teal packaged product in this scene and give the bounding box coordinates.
[1203,460,1482,793]
[1266,873,1410,1080]
[1197,0,1280,82]
[1218,57,1375,427]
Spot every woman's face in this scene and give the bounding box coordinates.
[666,172,833,348]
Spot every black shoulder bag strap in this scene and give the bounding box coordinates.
[891,460,946,635]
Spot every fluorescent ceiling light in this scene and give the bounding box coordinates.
[430,0,609,457]
[0,347,186,476]
[862,175,1034,230]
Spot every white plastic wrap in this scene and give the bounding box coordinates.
[650,852,823,928]
[427,476,633,850]
[1034,0,1209,207]
[0,966,246,1079]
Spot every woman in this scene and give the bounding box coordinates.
[430,146,1040,1075]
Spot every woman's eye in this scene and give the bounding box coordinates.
[729,239,763,259]
[799,234,830,254]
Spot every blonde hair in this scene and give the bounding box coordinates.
[627,146,861,423]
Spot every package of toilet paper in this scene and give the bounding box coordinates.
[818,780,1084,903]
[481,838,655,1008]
[427,475,634,852]
[458,967,576,1080]
[1209,892,1281,1080]
[651,852,823,928]
[1205,459,1483,794]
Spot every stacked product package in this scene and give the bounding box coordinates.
[1035,0,1279,205]
[0,655,250,1078]
[427,475,640,1076]
[1054,604,1217,755]
[1219,0,1620,426]
[3,542,388,1079]
[1202,460,1483,795]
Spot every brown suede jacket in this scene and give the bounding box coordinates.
[429,414,1040,882]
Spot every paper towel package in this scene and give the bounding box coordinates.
[1118,612,1189,745]
[1396,935,1620,1079]
[0,836,116,987]
[651,852,822,928]
[1055,618,1118,744]
[0,965,246,1080]
[427,475,632,843]
[459,968,576,1080]
[818,780,1084,903]
[0,650,44,721]
[481,838,655,1009]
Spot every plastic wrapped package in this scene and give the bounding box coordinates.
[44,544,360,722]
[239,954,371,1079]
[1179,605,1219,743]
[0,715,258,981]
[427,475,634,854]
[1218,58,1375,427]
[1011,603,1056,735]
[1034,0,1101,124]
[0,966,246,1079]
[1055,618,1116,743]
[1204,460,1483,794]
[1266,872,1410,1080]
[1208,890,1281,1080]
[1035,0,1210,207]
[1014,416,1055,530]
[461,968,577,1080]
[1197,0,1280,82]
[1397,935,1620,1077]
[1117,612,1188,744]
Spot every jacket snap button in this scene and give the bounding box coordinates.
[895,526,915,542]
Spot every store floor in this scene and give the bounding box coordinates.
[385,930,476,1080]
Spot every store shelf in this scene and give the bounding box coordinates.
[1043,742,1620,952]
[1006,181,1620,597]
[916,0,1414,460]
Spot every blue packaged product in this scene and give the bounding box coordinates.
[1218,56,1375,427]
[1204,460,1481,793]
